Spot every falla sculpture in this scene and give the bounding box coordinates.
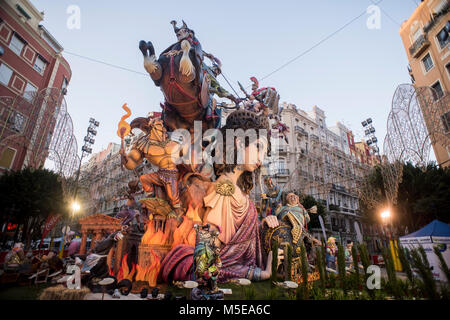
[95,19,319,297]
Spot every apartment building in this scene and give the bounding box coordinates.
[0,0,71,172]
[265,103,375,244]
[400,0,450,167]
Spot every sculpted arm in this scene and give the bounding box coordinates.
[121,148,144,170]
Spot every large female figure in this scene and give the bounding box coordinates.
[160,110,280,282]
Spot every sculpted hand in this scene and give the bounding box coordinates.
[308,205,318,214]
[263,215,279,229]
[277,248,284,269]
[120,151,128,166]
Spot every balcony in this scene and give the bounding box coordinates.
[423,2,449,34]
[276,169,290,176]
[310,134,319,142]
[277,145,288,153]
[409,34,430,58]
[328,204,340,212]
[295,126,308,136]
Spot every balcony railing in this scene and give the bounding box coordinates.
[278,145,288,153]
[295,126,308,136]
[310,134,319,141]
[409,34,430,58]
[423,2,449,33]
[276,169,290,176]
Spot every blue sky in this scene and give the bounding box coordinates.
[32,0,419,162]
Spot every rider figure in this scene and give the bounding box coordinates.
[202,53,240,123]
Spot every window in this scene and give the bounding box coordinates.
[422,53,434,72]
[33,56,46,74]
[24,82,37,101]
[10,112,25,133]
[0,63,13,86]
[0,147,16,169]
[9,34,25,56]
[431,81,444,101]
[442,111,450,133]
[412,28,422,42]
[436,22,449,49]
[446,63,450,78]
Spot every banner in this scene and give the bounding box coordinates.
[318,215,327,242]
[41,214,61,243]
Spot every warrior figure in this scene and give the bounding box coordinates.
[271,115,289,144]
[121,116,188,215]
[202,52,239,122]
[191,224,223,300]
[261,176,282,218]
[250,77,280,113]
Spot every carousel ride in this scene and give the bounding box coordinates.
[68,20,320,299]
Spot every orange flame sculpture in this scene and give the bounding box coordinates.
[135,203,200,286]
[117,103,131,138]
[117,253,136,282]
[108,266,115,277]
[141,227,168,245]
[135,249,161,287]
[171,205,199,249]
[146,249,161,287]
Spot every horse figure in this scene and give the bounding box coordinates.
[139,20,212,133]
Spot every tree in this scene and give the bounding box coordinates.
[359,162,450,235]
[0,167,68,249]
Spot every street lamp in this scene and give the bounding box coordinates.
[59,118,99,258]
[380,208,392,248]
[380,209,391,221]
[71,201,81,217]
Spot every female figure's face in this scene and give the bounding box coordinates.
[239,136,268,172]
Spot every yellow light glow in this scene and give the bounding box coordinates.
[380,210,391,220]
[71,201,81,212]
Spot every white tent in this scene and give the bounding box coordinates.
[399,220,450,282]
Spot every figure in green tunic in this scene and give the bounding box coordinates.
[274,193,317,244]
[192,224,223,299]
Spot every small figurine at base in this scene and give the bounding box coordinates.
[190,224,224,300]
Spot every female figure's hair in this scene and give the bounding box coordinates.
[214,110,270,194]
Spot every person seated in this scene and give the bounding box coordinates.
[4,242,26,272]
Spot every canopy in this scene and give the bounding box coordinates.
[399,220,450,281]
[399,220,450,244]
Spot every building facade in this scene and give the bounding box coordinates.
[0,0,71,172]
[400,0,450,167]
[79,135,154,217]
[266,103,378,245]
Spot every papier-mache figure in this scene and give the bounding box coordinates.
[121,116,189,217]
[249,77,280,114]
[191,224,224,300]
[274,193,317,244]
[271,114,289,144]
[261,176,282,218]
[202,52,240,123]
[326,237,337,269]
